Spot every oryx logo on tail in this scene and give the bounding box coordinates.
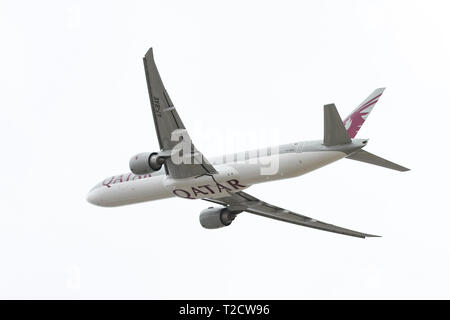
[343,88,385,138]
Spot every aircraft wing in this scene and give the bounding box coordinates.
[204,191,379,238]
[143,48,216,179]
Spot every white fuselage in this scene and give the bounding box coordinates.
[86,141,347,207]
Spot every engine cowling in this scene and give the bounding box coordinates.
[129,152,165,175]
[199,207,240,229]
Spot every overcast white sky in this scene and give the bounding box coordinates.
[1,0,450,299]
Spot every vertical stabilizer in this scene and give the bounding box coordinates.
[343,88,385,138]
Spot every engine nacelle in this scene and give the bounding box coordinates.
[199,207,240,229]
[129,152,165,175]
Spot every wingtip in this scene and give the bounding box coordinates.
[365,234,382,238]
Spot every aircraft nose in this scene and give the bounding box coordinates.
[86,189,102,206]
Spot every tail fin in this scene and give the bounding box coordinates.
[346,150,410,172]
[323,103,351,146]
[343,88,385,138]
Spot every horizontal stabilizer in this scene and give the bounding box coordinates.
[346,150,410,172]
[324,104,352,146]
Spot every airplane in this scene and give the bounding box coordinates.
[86,47,409,238]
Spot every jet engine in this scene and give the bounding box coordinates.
[129,152,166,175]
[199,207,241,229]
